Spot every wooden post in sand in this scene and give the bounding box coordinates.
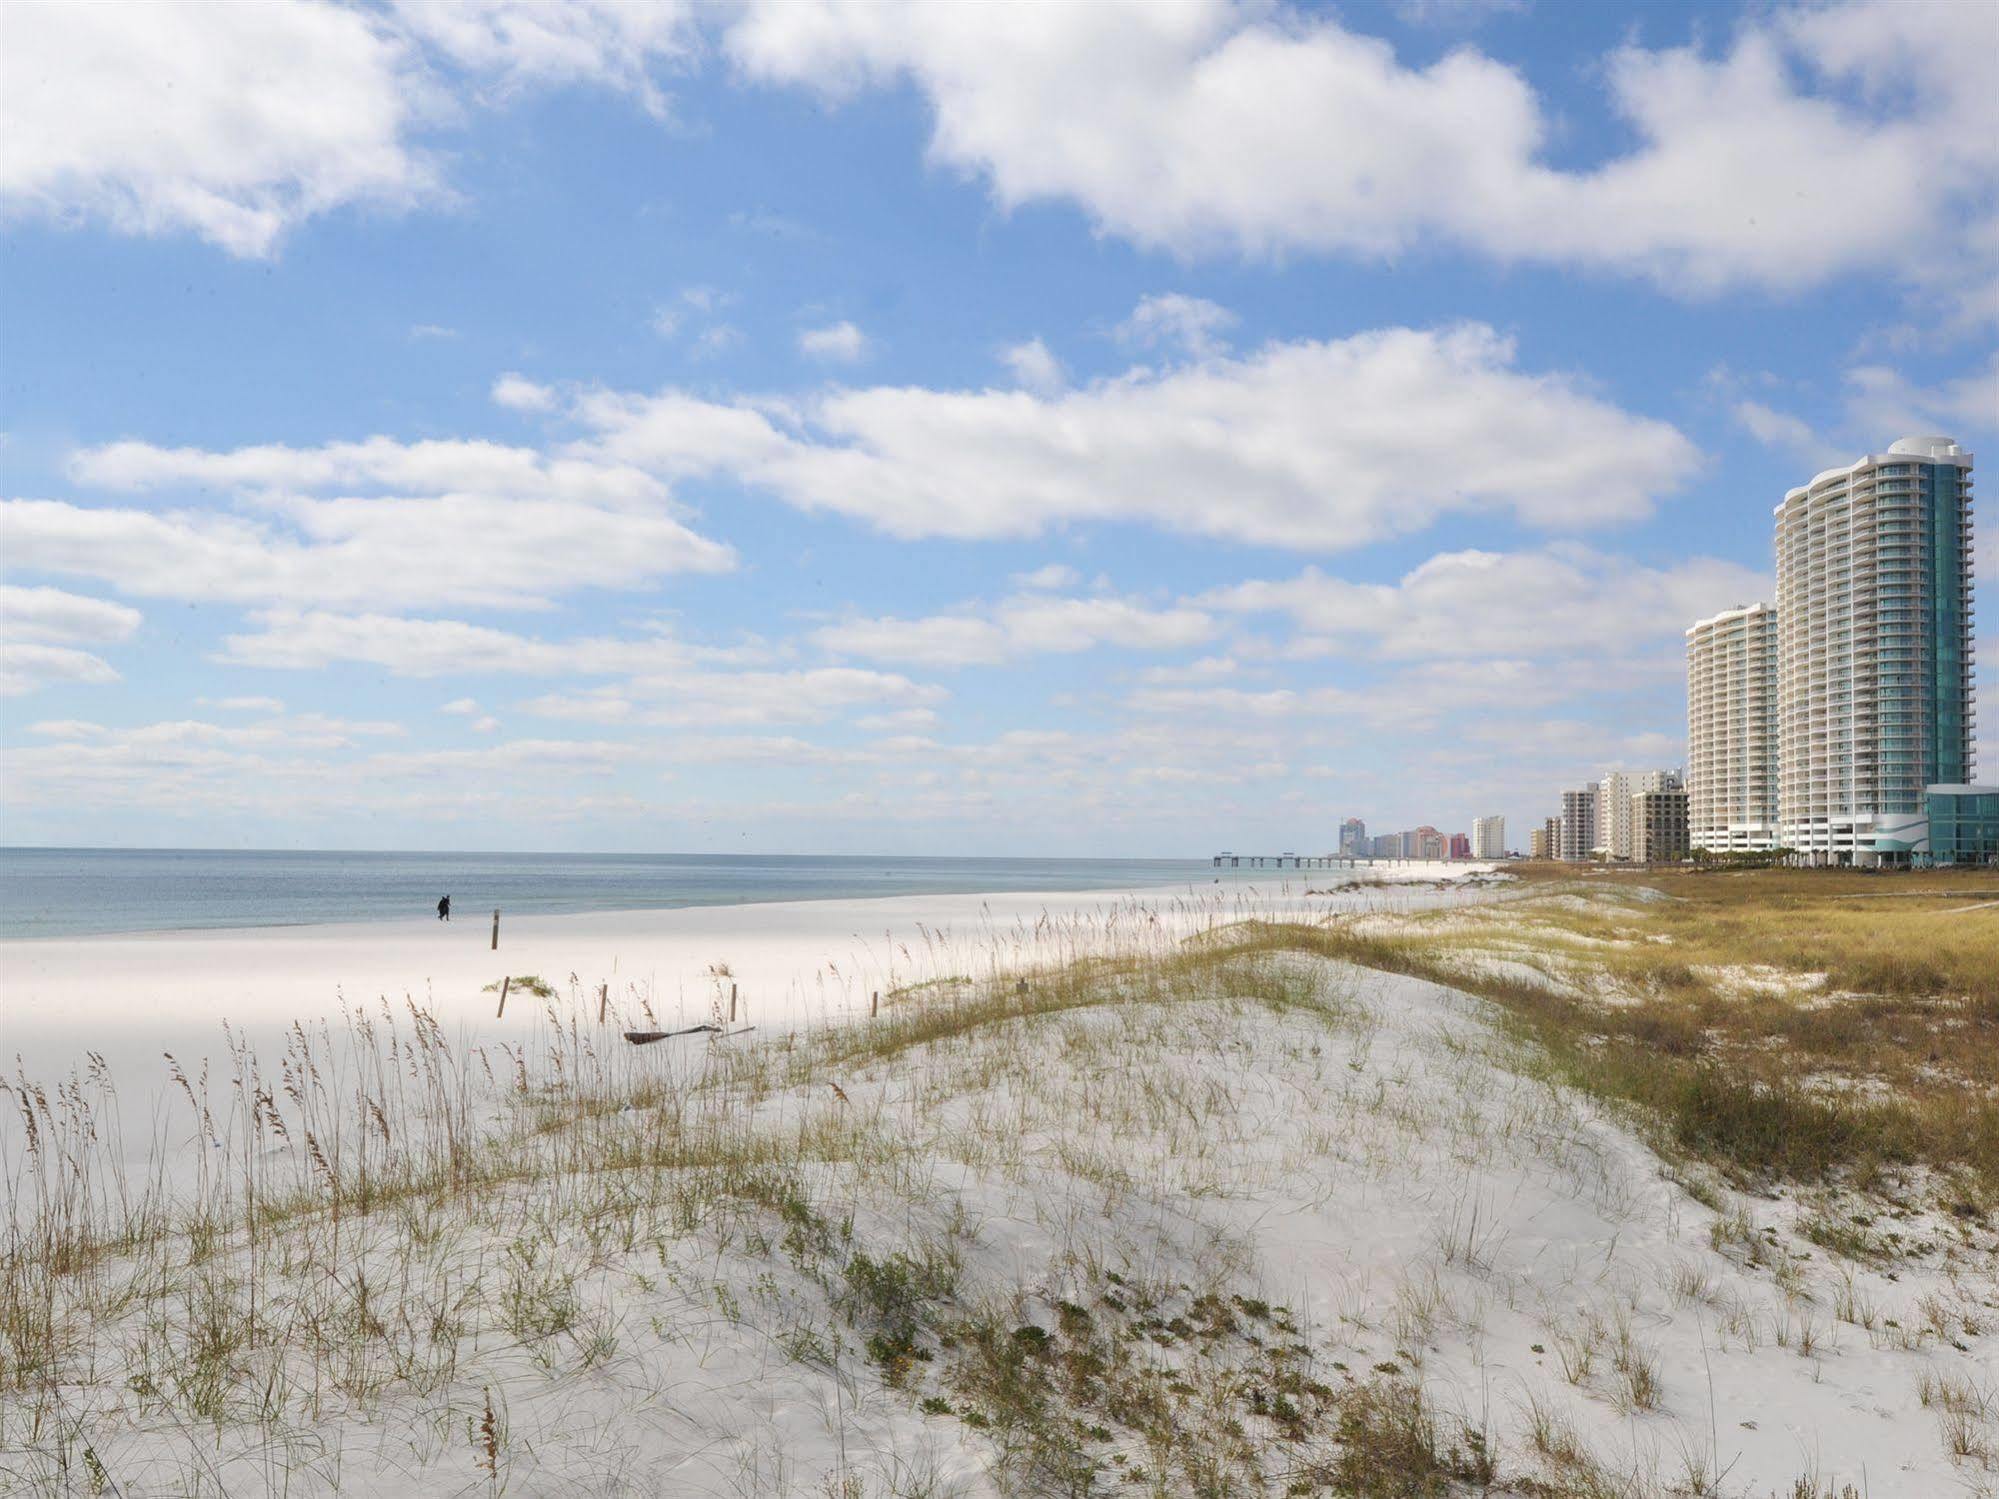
[496,975,510,1019]
[491,909,500,951]
[729,983,738,1024]
[871,990,879,1018]
[598,983,609,1023]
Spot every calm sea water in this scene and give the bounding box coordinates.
[0,849,1250,940]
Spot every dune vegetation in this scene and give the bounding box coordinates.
[4,876,1996,1496]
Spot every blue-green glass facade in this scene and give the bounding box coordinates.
[1923,462,1971,790]
[1926,787,1999,865]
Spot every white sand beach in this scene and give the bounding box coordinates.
[1,865,1501,1139]
[5,864,1991,1497]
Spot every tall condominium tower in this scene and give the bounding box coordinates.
[1596,768,1681,860]
[1338,817,1367,857]
[1774,436,1974,865]
[1686,603,1780,853]
[1472,815,1506,859]
[1558,785,1598,861]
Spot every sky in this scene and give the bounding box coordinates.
[0,0,1994,856]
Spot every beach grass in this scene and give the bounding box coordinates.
[3,877,1995,1495]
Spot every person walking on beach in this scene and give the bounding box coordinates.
[437,895,450,921]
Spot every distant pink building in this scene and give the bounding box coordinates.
[1448,833,1471,860]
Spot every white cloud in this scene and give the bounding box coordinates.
[1733,400,1838,468]
[0,584,141,644]
[0,584,141,695]
[2,494,731,613]
[1394,0,1525,26]
[1010,563,1082,591]
[0,723,635,821]
[1115,293,1236,359]
[725,0,1998,298]
[211,696,287,713]
[213,609,945,726]
[1206,544,1769,662]
[799,320,870,363]
[521,663,944,728]
[853,707,940,733]
[441,697,482,714]
[10,431,734,610]
[1842,357,1999,441]
[70,434,663,505]
[0,643,121,697]
[470,715,501,733]
[817,593,1214,668]
[1000,338,1065,395]
[391,0,695,117]
[221,611,687,676]
[0,0,438,257]
[492,373,557,412]
[1137,655,1238,685]
[651,284,736,341]
[576,323,1698,549]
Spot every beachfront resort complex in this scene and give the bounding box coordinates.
[1540,436,1994,868]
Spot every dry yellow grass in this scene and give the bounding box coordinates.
[1258,864,1999,1205]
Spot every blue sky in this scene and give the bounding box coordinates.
[1,0,1993,855]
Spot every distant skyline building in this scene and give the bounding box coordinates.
[1447,832,1471,859]
[1632,787,1690,864]
[1774,437,1974,865]
[1558,785,1598,862]
[1597,769,1680,860]
[1686,603,1780,854]
[1339,817,1367,857]
[1472,815,1505,859]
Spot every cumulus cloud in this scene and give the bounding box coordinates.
[2,494,731,613]
[1010,563,1082,590]
[7,433,734,611]
[0,584,141,645]
[0,0,438,256]
[0,584,141,695]
[799,320,870,362]
[1000,338,1065,395]
[1206,544,1769,663]
[725,0,1998,299]
[1115,293,1237,359]
[391,0,694,116]
[1733,400,1840,469]
[0,644,122,697]
[575,323,1698,550]
[1842,357,1999,441]
[492,373,557,412]
[0,0,701,257]
[817,593,1214,668]
[215,609,945,727]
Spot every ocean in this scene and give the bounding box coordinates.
[0,848,1258,940]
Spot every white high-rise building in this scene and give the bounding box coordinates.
[1596,769,1680,860]
[1774,437,1975,865]
[1686,603,1780,853]
[1471,815,1505,859]
[1558,785,1598,862]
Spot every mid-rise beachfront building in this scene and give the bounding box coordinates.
[1558,786,1598,861]
[1597,770,1681,859]
[1686,603,1780,854]
[1447,832,1471,859]
[1472,815,1506,859]
[1338,818,1367,857]
[1774,437,1975,865]
[1632,788,1691,864]
[1529,825,1552,860]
